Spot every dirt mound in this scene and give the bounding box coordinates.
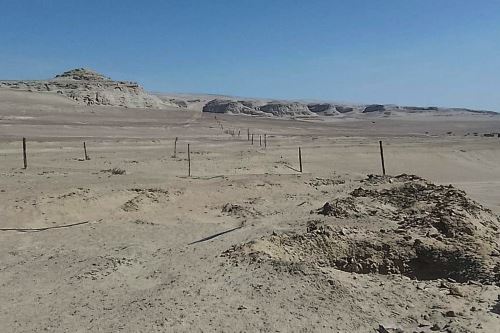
[221,203,262,219]
[314,198,357,218]
[121,188,169,212]
[307,177,346,188]
[225,175,500,285]
[360,173,424,185]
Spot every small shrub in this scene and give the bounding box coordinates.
[101,168,126,175]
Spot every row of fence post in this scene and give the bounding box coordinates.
[17,138,387,177]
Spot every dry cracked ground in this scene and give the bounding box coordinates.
[1,94,500,332]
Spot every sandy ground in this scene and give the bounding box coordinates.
[1,90,500,332]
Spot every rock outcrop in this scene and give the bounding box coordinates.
[258,101,313,116]
[307,103,336,114]
[363,104,386,113]
[202,99,314,117]
[0,68,173,109]
[307,103,356,115]
[202,99,265,116]
[203,99,251,114]
[335,105,355,113]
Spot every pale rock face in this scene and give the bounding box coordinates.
[202,99,314,117]
[203,99,252,114]
[307,103,355,115]
[258,102,313,116]
[0,68,174,109]
[363,104,386,113]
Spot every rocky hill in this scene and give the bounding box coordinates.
[156,92,498,118]
[199,98,317,117]
[0,68,174,109]
[196,98,498,118]
[201,99,315,117]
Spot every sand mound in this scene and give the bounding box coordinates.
[221,203,262,219]
[121,188,169,212]
[225,175,500,284]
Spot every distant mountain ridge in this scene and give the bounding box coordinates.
[156,93,498,118]
[1,68,497,117]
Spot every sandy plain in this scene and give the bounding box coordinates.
[1,89,500,332]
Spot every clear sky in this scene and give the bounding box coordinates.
[1,0,499,110]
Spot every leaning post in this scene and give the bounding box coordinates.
[379,140,386,176]
[299,147,302,173]
[83,141,90,160]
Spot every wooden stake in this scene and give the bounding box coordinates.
[83,141,90,160]
[264,134,267,148]
[299,147,302,173]
[22,137,27,169]
[379,140,386,176]
[174,137,178,157]
[247,128,250,141]
[251,134,254,145]
[187,143,191,177]
[259,135,262,146]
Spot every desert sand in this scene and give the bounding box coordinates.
[1,87,500,332]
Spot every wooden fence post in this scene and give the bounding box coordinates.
[83,141,90,160]
[174,137,178,157]
[299,147,302,173]
[247,128,250,141]
[188,143,191,177]
[251,134,254,145]
[22,137,27,169]
[264,134,267,148]
[379,140,386,176]
[259,135,262,146]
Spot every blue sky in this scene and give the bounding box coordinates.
[1,0,499,110]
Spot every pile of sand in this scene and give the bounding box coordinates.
[225,175,500,284]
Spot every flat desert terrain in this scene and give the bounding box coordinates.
[1,90,500,332]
